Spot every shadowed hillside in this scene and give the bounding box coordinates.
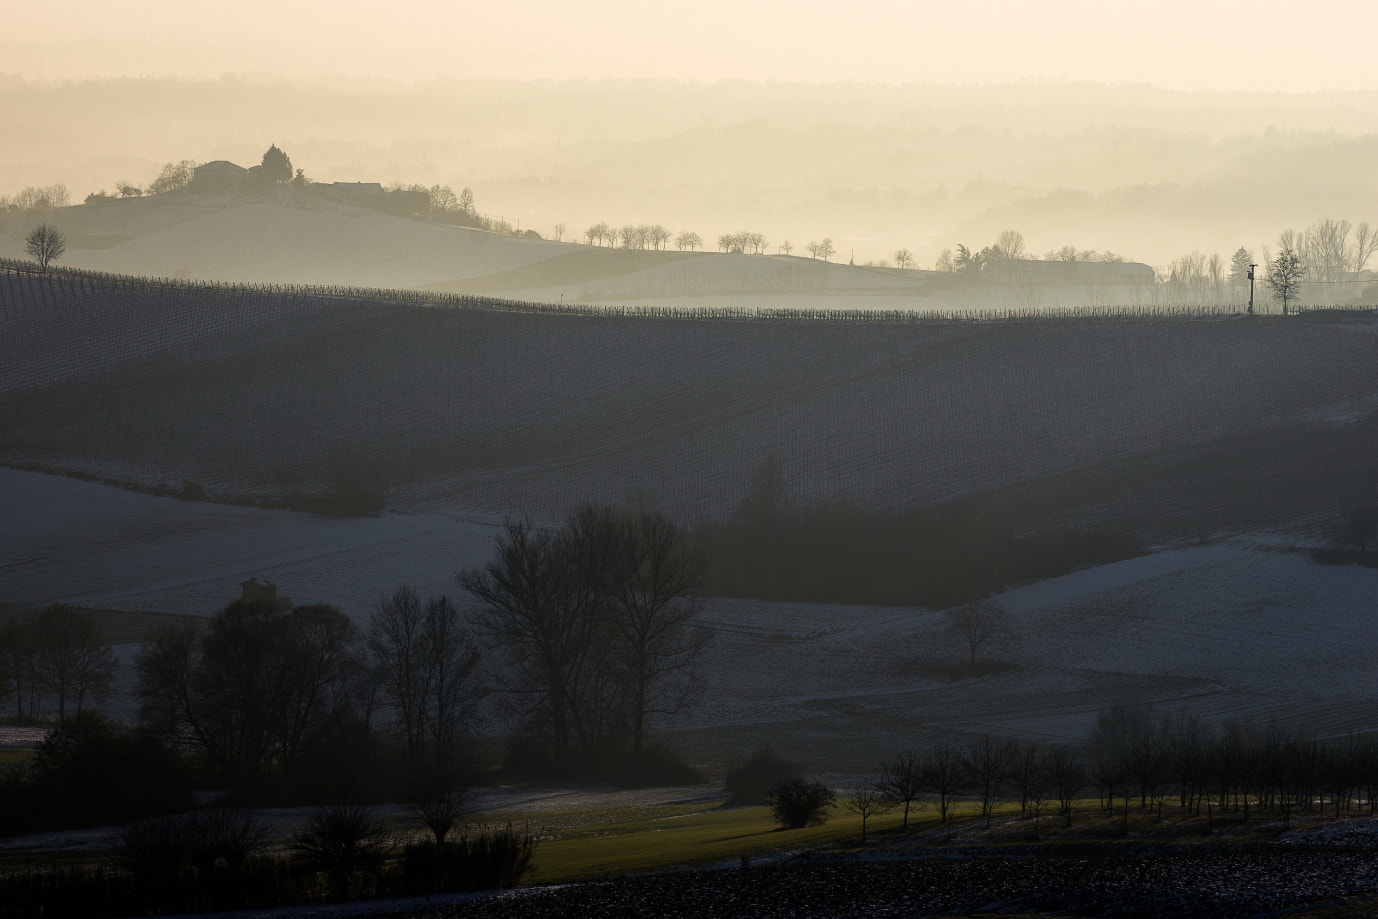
[2,264,1376,544]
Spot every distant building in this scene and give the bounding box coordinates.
[240,577,292,610]
[326,182,385,198]
[192,160,247,190]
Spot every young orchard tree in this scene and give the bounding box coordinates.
[844,783,891,842]
[924,743,965,828]
[963,734,1012,826]
[25,224,65,273]
[1045,744,1086,827]
[876,749,925,830]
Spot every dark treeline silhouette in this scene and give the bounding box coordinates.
[693,457,1144,608]
[860,706,1378,844]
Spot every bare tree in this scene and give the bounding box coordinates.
[963,734,1011,826]
[876,749,925,829]
[779,239,793,256]
[25,224,65,273]
[14,184,70,210]
[406,763,473,845]
[993,229,1026,260]
[893,248,914,270]
[147,160,197,195]
[924,743,965,827]
[1267,244,1306,315]
[946,600,1006,664]
[459,520,604,755]
[137,599,365,783]
[1045,745,1086,827]
[32,604,117,722]
[587,506,709,760]
[675,231,702,251]
[647,224,671,250]
[844,783,891,842]
[552,222,566,242]
[816,238,835,261]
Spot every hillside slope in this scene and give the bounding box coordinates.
[5,468,1376,769]
[2,267,1375,544]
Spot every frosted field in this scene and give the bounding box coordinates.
[6,469,1378,774]
[0,469,503,616]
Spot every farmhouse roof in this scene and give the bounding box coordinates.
[195,160,247,175]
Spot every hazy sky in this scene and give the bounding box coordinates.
[7,0,1375,91]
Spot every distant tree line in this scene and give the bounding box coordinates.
[692,456,1144,610]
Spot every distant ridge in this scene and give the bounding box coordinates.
[0,258,1284,324]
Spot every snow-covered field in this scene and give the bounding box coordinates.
[6,469,1378,777]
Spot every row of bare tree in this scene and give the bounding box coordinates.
[0,605,118,723]
[860,705,1378,839]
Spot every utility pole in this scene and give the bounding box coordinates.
[1247,263,1257,316]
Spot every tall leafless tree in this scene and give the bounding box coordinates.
[876,749,925,829]
[25,224,65,273]
[1267,244,1306,314]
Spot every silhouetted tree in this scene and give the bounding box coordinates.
[459,520,602,756]
[32,604,117,722]
[137,600,365,786]
[844,783,891,841]
[1229,247,1254,285]
[368,586,482,767]
[1045,745,1086,826]
[676,231,702,251]
[24,224,65,273]
[924,744,965,830]
[963,734,1011,825]
[584,505,709,759]
[406,763,473,845]
[876,749,924,829]
[946,600,1006,663]
[261,144,293,184]
[1267,245,1306,314]
[292,799,389,901]
[893,248,914,269]
[767,778,835,829]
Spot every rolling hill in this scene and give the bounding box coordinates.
[2,263,1374,541]
[4,264,1378,761]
